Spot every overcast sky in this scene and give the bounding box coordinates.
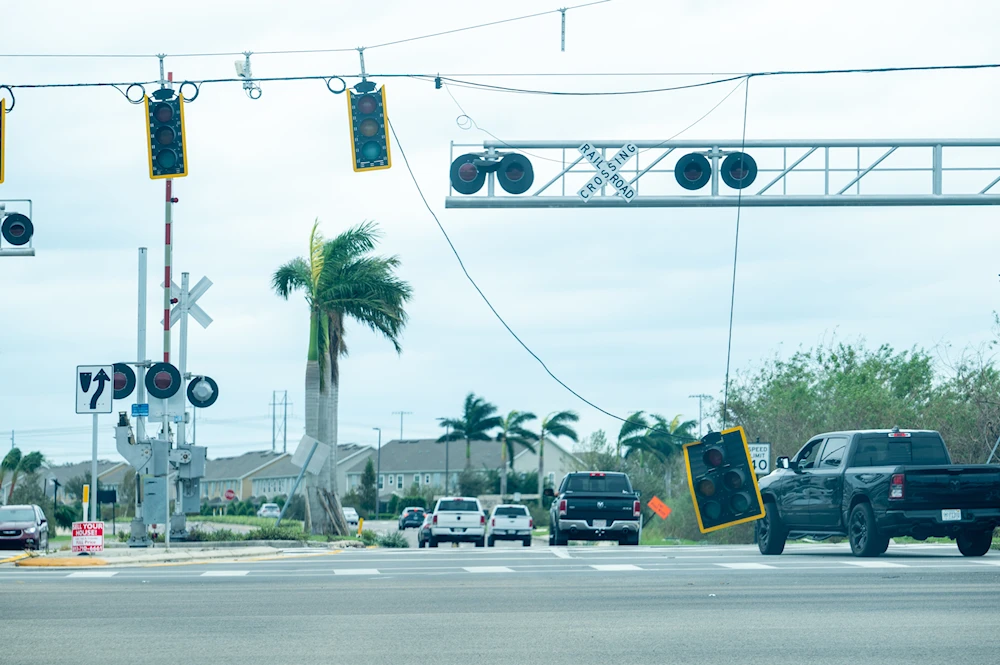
[1,0,999,464]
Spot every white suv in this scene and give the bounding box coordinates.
[429,497,485,547]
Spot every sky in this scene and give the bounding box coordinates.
[1,0,999,464]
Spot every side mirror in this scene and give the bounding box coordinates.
[39,518,47,525]
[542,487,555,498]
[777,456,790,470]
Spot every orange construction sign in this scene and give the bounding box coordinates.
[647,496,672,519]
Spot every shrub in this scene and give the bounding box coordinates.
[527,504,549,528]
[246,526,306,541]
[185,528,244,542]
[117,529,130,542]
[360,530,379,546]
[376,531,408,548]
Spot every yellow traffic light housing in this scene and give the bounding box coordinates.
[347,85,391,172]
[144,93,188,179]
[684,426,765,533]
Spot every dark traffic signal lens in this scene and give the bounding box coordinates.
[704,501,722,521]
[357,95,377,114]
[723,470,744,490]
[359,118,379,137]
[704,448,724,468]
[729,493,751,513]
[360,141,382,161]
[154,103,173,123]
[155,127,175,145]
[153,371,173,391]
[156,150,177,169]
[504,162,525,182]
[697,478,716,497]
[458,162,479,182]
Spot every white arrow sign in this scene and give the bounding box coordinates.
[577,142,638,202]
[161,276,213,329]
[76,365,114,414]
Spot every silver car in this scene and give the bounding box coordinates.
[343,507,360,529]
[257,503,281,519]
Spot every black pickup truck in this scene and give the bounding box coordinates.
[756,428,1000,557]
[546,472,642,546]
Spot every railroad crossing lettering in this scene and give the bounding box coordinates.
[577,142,638,202]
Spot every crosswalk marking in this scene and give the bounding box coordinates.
[200,571,249,577]
[717,562,776,570]
[976,559,1000,566]
[333,568,380,575]
[463,566,514,573]
[842,561,908,568]
[66,571,118,577]
[550,548,572,559]
[590,564,641,571]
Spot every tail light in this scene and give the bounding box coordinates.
[491,518,495,527]
[432,514,438,525]
[633,500,641,517]
[480,514,485,525]
[558,499,567,516]
[529,518,534,528]
[889,474,905,500]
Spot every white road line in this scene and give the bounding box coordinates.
[590,564,641,571]
[976,559,1000,566]
[333,568,380,576]
[842,561,908,568]
[716,562,777,570]
[463,566,514,573]
[66,571,118,578]
[200,570,250,577]
[550,548,572,559]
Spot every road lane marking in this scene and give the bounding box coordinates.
[841,561,908,568]
[590,564,641,571]
[200,571,249,577]
[463,566,514,573]
[976,560,1000,566]
[716,563,777,570]
[66,571,118,577]
[550,548,572,559]
[333,568,380,575]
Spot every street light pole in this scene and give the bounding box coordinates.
[688,394,712,438]
[444,424,451,495]
[372,427,381,517]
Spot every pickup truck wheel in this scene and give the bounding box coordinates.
[475,537,485,548]
[522,537,531,547]
[956,530,992,557]
[553,525,568,547]
[849,503,889,557]
[548,531,555,546]
[487,536,495,547]
[757,501,787,555]
[418,539,425,549]
[428,536,438,548]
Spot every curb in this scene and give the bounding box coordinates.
[17,556,108,568]
[0,552,33,565]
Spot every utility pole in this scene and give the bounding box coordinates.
[282,391,288,454]
[9,430,13,450]
[688,394,712,438]
[392,411,411,442]
[444,424,451,495]
[270,391,290,453]
[372,427,381,516]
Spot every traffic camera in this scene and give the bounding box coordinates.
[347,85,391,172]
[683,426,765,533]
[144,92,188,179]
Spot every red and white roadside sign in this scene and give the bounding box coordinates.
[71,521,105,553]
[224,489,236,501]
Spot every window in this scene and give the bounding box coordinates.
[850,433,950,467]
[414,474,421,486]
[565,474,631,493]
[547,472,555,486]
[795,439,824,469]
[433,473,441,486]
[388,475,394,486]
[437,499,479,512]
[424,474,431,485]
[494,506,529,516]
[378,475,384,490]
[819,437,848,468]
[396,475,403,488]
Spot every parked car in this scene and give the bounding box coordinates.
[487,504,533,547]
[756,427,1000,557]
[0,504,49,551]
[546,472,642,546]
[428,497,485,547]
[343,507,360,529]
[256,503,281,519]
[398,507,425,530]
[417,512,434,548]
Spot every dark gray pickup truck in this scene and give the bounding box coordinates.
[546,472,642,546]
[756,427,1000,557]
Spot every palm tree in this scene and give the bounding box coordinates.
[537,411,579,503]
[438,393,503,474]
[273,220,412,534]
[616,411,650,470]
[4,450,44,503]
[496,410,537,499]
[621,413,697,497]
[1,448,21,503]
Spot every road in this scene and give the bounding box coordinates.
[2,542,998,664]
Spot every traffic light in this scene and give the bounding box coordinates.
[145,362,181,399]
[495,153,534,194]
[721,152,757,189]
[0,98,5,184]
[113,362,136,400]
[347,85,391,172]
[683,426,765,533]
[144,93,188,179]
[674,153,711,190]
[449,152,535,195]
[1,212,32,246]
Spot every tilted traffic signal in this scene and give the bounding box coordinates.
[144,92,188,179]
[0,98,5,184]
[347,85,391,172]
[684,426,765,533]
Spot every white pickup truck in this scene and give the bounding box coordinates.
[429,497,486,547]
[487,504,533,547]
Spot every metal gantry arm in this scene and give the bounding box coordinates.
[446,139,1000,208]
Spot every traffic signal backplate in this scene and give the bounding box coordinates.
[683,426,765,533]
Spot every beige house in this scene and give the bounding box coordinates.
[512,436,584,491]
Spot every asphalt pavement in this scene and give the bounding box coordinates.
[2,541,998,665]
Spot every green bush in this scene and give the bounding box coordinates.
[246,526,306,541]
[376,531,408,548]
[360,529,379,546]
[527,504,549,528]
[185,528,244,542]
[639,496,755,545]
[117,529,130,542]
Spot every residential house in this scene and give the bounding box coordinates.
[2,460,129,505]
[512,436,584,491]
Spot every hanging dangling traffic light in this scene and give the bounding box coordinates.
[144,92,188,179]
[347,85,391,172]
[684,426,765,533]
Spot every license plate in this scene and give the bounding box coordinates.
[452,528,465,533]
[941,509,961,522]
[593,520,607,528]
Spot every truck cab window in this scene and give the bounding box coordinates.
[819,437,848,467]
[795,439,824,469]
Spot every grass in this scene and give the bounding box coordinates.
[188,515,305,529]
[532,528,549,537]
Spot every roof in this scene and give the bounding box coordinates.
[513,435,584,467]
[344,438,533,475]
[206,444,371,480]
[41,460,125,486]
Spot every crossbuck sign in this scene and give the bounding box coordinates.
[577,142,638,202]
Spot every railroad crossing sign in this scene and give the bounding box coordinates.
[162,276,213,329]
[577,142,638,202]
[76,365,114,414]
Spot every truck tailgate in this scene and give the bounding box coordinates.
[903,465,1000,509]
[436,511,482,529]
[492,514,530,531]
[566,496,636,523]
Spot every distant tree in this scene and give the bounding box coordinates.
[0,448,21,499]
[537,411,579,504]
[578,430,618,471]
[438,393,503,469]
[496,410,537,499]
[6,450,44,503]
[359,459,377,513]
[65,474,90,502]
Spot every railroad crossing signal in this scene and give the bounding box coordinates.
[683,426,765,533]
[347,85,391,172]
[144,92,188,179]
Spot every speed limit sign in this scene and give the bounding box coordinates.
[748,441,772,475]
